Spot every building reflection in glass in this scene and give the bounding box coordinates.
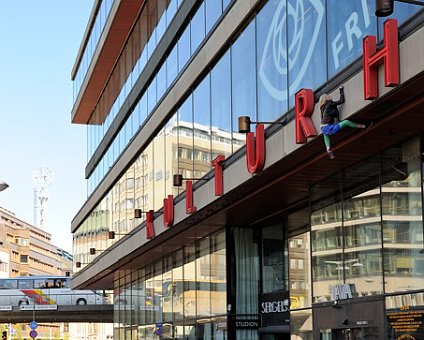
[73,111,241,271]
[113,231,226,338]
[311,136,423,303]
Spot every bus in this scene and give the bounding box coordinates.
[0,276,109,308]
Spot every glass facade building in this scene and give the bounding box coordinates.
[71,0,424,338]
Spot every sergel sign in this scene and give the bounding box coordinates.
[261,299,290,314]
[0,305,12,311]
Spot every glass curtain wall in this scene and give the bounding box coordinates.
[75,0,424,274]
[310,136,423,304]
[87,0,233,192]
[382,138,423,293]
[113,230,227,339]
[85,0,424,194]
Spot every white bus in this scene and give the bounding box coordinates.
[0,276,108,308]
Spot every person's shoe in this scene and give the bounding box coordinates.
[327,149,334,159]
[365,121,373,129]
[359,120,373,129]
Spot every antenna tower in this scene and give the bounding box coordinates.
[32,167,54,229]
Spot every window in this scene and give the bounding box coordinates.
[178,26,190,71]
[231,19,257,135]
[190,3,205,55]
[0,279,17,289]
[256,0,288,121]
[327,0,377,77]
[205,0,222,32]
[288,0,327,106]
[262,223,287,294]
[211,51,232,157]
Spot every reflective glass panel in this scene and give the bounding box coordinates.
[167,44,178,86]
[157,61,167,100]
[211,51,233,158]
[256,0,288,123]
[154,262,163,323]
[162,256,173,323]
[262,223,287,293]
[165,113,178,198]
[193,74,211,179]
[167,0,178,27]
[144,142,154,213]
[327,0,377,77]
[382,138,423,293]
[154,127,166,210]
[184,244,197,319]
[191,3,205,55]
[178,95,194,181]
[311,173,343,303]
[172,250,184,321]
[205,0,222,32]
[178,26,191,71]
[196,238,211,318]
[137,269,146,328]
[288,0,326,106]
[290,309,313,339]
[343,155,383,297]
[148,76,157,114]
[231,19,257,141]
[145,268,154,326]
[157,0,167,42]
[289,231,311,309]
[210,232,226,316]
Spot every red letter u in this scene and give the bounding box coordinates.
[146,210,155,239]
[163,195,174,227]
[185,181,197,214]
[246,124,265,174]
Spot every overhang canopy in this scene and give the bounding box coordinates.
[71,0,145,124]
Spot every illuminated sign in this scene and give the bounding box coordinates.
[387,307,424,338]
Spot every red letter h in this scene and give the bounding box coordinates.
[363,18,399,100]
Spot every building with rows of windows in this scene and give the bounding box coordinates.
[0,207,72,277]
[71,0,424,338]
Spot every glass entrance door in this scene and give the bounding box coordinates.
[320,327,380,339]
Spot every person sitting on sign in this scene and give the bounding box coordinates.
[319,86,367,159]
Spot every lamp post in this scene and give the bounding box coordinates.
[375,0,424,17]
[0,181,8,192]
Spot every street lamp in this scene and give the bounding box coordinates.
[0,181,8,192]
[375,0,424,17]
